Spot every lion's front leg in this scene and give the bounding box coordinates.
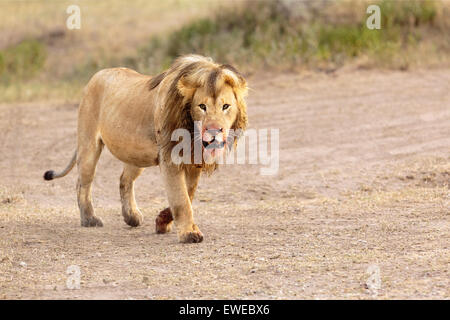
[156,166,201,234]
[161,163,203,243]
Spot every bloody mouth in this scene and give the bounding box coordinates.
[202,128,226,150]
[202,138,225,150]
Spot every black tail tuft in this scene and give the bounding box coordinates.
[44,170,54,181]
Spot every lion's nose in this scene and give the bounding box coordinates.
[203,125,224,143]
[204,123,223,132]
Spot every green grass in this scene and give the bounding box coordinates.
[0,39,47,83]
[379,0,437,27]
[135,0,447,73]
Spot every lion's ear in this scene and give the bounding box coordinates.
[222,70,248,96]
[232,91,248,133]
[235,80,248,99]
[177,76,197,99]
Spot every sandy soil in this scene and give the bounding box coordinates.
[0,69,449,299]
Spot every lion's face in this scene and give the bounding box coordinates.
[190,84,239,160]
[158,55,248,167]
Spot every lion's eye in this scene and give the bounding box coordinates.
[222,104,230,111]
[198,104,207,111]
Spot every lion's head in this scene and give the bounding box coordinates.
[150,55,248,171]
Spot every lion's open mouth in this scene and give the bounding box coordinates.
[202,128,225,150]
[202,137,225,150]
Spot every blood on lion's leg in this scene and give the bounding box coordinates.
[155,207,173,234]
[156,166,201,234]
[160,162,203,243]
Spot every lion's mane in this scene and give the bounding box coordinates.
[149,55,248,173]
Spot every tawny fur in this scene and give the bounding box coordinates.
[44,55,248,243]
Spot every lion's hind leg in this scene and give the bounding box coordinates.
[77,137,104,227]
[120,164,144,227]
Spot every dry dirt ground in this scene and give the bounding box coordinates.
[0,69,449,299]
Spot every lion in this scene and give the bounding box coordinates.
[43,55,248,243]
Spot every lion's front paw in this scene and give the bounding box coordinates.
[81,216,104,227]
[178,224,204,243]
[123,209,143,227]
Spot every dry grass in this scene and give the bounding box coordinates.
[0,0,223,102]
[135,0,450,73]
[0,67,448,299]
[1,167,448,299]
[1,0,449,103]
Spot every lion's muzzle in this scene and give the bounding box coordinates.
[201,126,227,161]
[202,127,226,150]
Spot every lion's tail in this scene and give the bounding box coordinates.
[43,151,77,181]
